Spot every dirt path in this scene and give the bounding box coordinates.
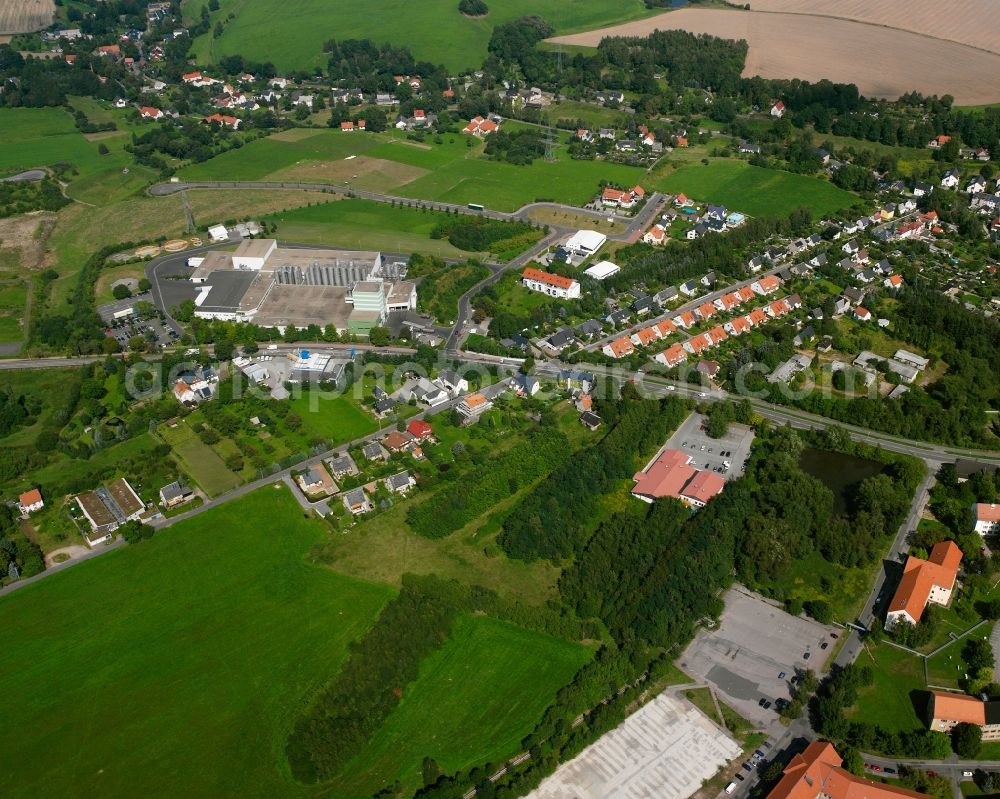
[45,544,91,568]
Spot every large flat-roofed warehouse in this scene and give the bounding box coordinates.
[190,239,415,335]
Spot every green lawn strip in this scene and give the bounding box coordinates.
[654,160,858,219]
[0,280,28,343]
[186,0,657,73]
[846,643,926,733]
[329,614,592,798]
[0,486,394,799]
[685,686,724,726]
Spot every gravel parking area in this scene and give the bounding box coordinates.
[679,588,835,726]
[664,412,755,480]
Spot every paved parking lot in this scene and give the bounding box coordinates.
[665,412,755,480]
[679,589,836,726]
[526,693,741,799]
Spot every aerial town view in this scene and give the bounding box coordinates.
[1,0,1000,797]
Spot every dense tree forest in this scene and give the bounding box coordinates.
[498,389,691,561]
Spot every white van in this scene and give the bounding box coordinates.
[725,782,738,795]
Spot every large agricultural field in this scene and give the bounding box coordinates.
[548,7,1000,105]
[0,485,592,798]
[179,128,646,212]
[0,0,53,33]
[721,0,1000,56]
[184,0,657,73]
[655,160,858,219]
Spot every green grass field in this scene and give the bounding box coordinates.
[287,392,378,444]
[846,643,926,733]
[330,614,591,797]
[655,160,859,219]
[264,199,479,258]
[0,106,155,205]
[0,280,28,343]
[180,129,645,212]
[0,487,394,799]
[185,0,656,72]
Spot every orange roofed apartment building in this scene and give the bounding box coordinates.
[927,691,1000,740]
[884,541,962,630]
[765,742,927,799]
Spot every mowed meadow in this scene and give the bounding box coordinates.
[179,127,647,212]
[183,0,657,73]
[0,486,590,798]
[655,160,858,218]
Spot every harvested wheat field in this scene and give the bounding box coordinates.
[549,7,1000,105]
[722,0,1000,55]
[0,0,54,33]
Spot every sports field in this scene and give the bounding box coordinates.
[180,129,645,212]
[185,0,657,72]
[0,488,394,799]
[331,614,592,797]
[264,199,480,259]
[655,160,858,218]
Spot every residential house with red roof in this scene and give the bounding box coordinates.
[751,275,781,295]
[602,336,635,359]
[630,327,659,348]
[18,488,44,515]
[655,343,687,368]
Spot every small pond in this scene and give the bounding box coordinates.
[798,447,885,516]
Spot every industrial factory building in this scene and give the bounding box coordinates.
[190,240,416,335]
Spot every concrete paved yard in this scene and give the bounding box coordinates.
[665,413,755,480]
[679,588,835,726]
[526,693,740,799]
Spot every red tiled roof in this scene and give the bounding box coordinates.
[681,469,725,504]
[930,691,985,725]
[19,488,42,507]
[767,741,927,799]
[606,336,635,358]
[887,541,962,624]
[407,419,433,439]
[522,267,576,291]
[976,504,1000,522]
[633,449,695,500]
